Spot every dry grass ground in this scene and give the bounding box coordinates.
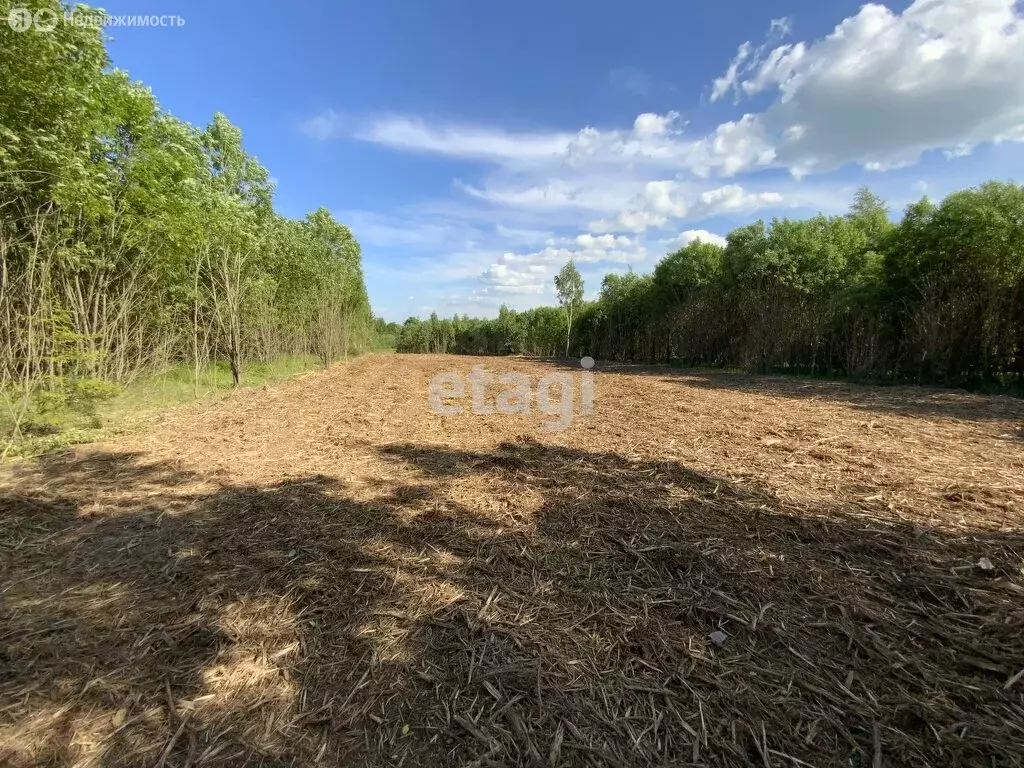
[2,354,1023,767]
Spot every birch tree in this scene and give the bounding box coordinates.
[554,260,584,358]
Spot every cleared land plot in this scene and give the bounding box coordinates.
[2,354,1023,767]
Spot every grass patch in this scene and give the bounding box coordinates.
[105,355,319,418]
[2,355,321,459]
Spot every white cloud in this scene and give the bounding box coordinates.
[575,233,633,249]
[738,44,806,100]
[457,178,603,211]
[609,211,667,232]
[711,17,792,104]
[770,17,792,39]
[591,182,784,233]
[944,144,974,159]
[353,109,775,181]
[454,167,793,236]
[495,224,553,245]
[709,0,1024,174]
[479,263,548,295]
[659,229,728,250]
[633,111,680,138]
[475,232,648,298]
[299,109,342,141]
[711,42,754,103]
[358,116,574,164]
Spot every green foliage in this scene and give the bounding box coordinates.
[3,355,319,458]
[654,239,723,296]
[0,2,373,454]
[883,181,1024,382]
[12,376,119,437]
[0,0,111,212]
[395,306,568,357]
[107,356,319,416]
[371,316,402,350]
[554,260,584,308]
[554,260,584,356]
[398,184,1024,389]
[847,186,894,250]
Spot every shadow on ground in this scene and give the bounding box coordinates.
[531,357,1024,425]
[1,441,1022,766]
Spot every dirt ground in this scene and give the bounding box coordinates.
[2,354,1023,767]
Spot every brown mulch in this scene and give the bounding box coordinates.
[1,354,1023,767]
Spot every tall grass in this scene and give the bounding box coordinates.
[107,355,319,414]
[2,355,321,458]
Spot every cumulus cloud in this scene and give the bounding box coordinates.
[475,233,648,297]
[575,233,633,250]
[709,0,1024,174]
[479,263,548,294]
[633,111,680,138]
[591,182,784,233]
[658,229,728,250]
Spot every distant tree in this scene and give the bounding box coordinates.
[496,305,526,354]
[847,187,893,250]
[554,260,584,357]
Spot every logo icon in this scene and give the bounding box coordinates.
[7,7,32,31]
[33,8,59,32]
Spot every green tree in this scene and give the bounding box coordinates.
[1,1,376,449]
[847,187,894,251]
[653,239,724,364]
[554,260,584,357]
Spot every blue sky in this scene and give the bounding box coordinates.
[98,0,1024,320]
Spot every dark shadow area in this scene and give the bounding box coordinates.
[666,371,1024,424]
[530,357,1024,424]
[1,442,1022,766]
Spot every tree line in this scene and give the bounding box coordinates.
[397,306,568,356]
[396,183,1024,388]
[1,0,373,446]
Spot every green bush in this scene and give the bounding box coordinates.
[21,377,121,434]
